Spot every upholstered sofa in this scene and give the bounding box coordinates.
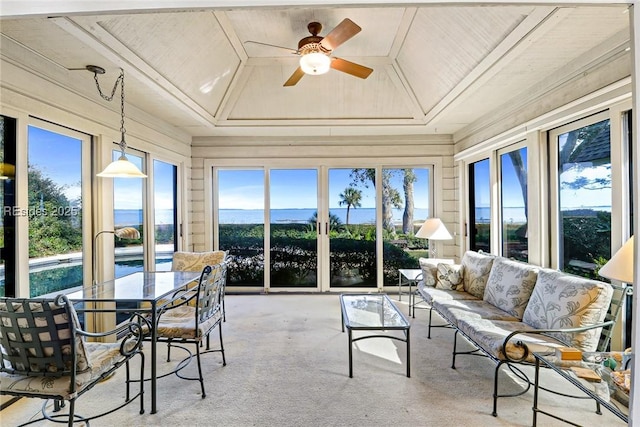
[416,251,621,417]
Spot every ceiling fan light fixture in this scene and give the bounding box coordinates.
[299,52,331,75]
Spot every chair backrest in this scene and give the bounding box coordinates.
[194,263,227,327]
[171,250,227,272]
[0,295,90,379]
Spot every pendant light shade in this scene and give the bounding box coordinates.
[88,65,147,178]
[97,155,148,178]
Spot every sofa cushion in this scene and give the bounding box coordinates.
[435,263,463,290]
[461,251,495,299]
[457,318,566,363]
[522,268,613,352]
[419,258,454,288]
[418,283,479,305]
[483,257,538,320]
[432,299,519,327]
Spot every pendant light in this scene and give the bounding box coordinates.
[87,65,147,178]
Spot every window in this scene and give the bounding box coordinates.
[0,116,16,297]
[27,122,90,297]
[153,159,177,271]
[551,116,611,275]
[113,149,145,278]
[469,159,490,252]
[500,146,528,261]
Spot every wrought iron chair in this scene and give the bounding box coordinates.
[0,294,145,426]
[171,250,228,321]
[153,263,227,398]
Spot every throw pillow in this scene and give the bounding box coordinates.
[418,258,438,287]
[435,263,463,290]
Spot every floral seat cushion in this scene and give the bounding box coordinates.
[155,305,222,340]
[457,318,565,363]
[432,299,520,327]
[418,283,479,304]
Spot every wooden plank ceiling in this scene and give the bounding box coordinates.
[0,4,630,137]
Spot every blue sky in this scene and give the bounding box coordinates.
[218,168,431,210]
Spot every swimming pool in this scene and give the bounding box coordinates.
[0,258,173,297]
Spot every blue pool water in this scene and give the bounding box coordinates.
[0,258,172,297]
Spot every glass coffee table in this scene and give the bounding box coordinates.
[340,293,411,378]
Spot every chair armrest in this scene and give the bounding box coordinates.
[77,319,144,356]
[501,320,615,363]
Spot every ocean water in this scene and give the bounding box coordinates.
[116,205,611,226]
[218,208,430,225]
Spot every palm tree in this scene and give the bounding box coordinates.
[338,187,362,226]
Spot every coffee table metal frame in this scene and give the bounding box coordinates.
[340,293,411,378]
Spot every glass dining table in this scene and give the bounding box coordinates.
[65,271,201,414]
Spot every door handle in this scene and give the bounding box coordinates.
[325,222,328,235]
[318,222,321,235]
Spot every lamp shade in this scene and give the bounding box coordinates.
[97,155,147,178]
[114,226,141,240]
[299,52,331,75]
[415,218,453,240]
[599,235,634,284]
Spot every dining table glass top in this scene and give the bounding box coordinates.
[65,271,201,302]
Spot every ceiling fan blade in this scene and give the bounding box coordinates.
[330,57,373,79]
[284,67,305,86]
[244,40,298,54]
[319,18,361,51]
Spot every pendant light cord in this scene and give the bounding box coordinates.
[93,68,127,157]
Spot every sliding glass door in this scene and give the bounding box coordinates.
[270,169,318,288]
[213,164,432,291]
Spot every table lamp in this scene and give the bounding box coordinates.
[599,235,634,284]
[416,218,452,258]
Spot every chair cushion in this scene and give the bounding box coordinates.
[0,341,126,400]
[156,305,222,340]
[435,263,463,290]
[522,268,613,352]
[461,251,495,299]
[172,251,227,272]
[483,257,538,319]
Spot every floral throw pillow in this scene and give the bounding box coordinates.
[435,263,463,290]
[483,257,538,319]
[461,251,495,299]
[419,258,438,287]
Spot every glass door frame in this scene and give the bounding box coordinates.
[206,158,439,293]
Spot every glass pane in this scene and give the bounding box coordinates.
[113,151,144,278]
[28,126,83,297]
[270,169,317,288]
[153,160,177,271]
[557,119,611,275]
[500,148,528,261]
[382,168,430,285]
[469,159,491,252]
[329,168,376,288]
[218,169,264,286]
[0,116,16,297]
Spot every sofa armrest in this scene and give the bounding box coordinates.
[501,320,615,363]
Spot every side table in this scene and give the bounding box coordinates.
[532,351,628,425]
[398,268,422,316]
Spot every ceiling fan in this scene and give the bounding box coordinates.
[245,18,373,86]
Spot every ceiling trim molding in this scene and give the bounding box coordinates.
[51,16,221,127]
[422,6,560,127]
